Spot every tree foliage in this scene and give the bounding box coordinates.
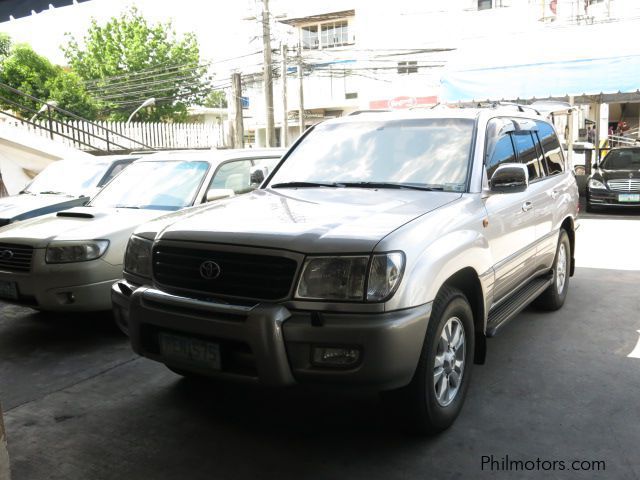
[0,43,97,119]
[62,7,211,122]
[204,90,228,109]
[0,33,11,59]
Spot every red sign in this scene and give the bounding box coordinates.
[369,96,438,110]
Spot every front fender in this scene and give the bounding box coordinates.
[385,229,494,318]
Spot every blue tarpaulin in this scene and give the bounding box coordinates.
[440,21,640,102]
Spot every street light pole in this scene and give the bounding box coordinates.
[127,98,156,124]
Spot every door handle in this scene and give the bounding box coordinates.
[551,190,559,199]
[522,201,533,212]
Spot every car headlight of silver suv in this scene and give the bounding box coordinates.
[45,240,109,264]
[588,178,606,189]
[295,252,404,302]
[124,235,153,279]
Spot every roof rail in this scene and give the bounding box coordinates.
[494,102,541,116]
[348,109,390,116]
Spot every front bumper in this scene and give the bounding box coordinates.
[588,189,640,207]
[0,248,121,311]
[118,282,432,390]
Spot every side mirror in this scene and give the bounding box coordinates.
[490,163,529,193]
[206,188,235,202]
[250,166,268,186]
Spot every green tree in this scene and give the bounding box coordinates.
[62,7,211,122]
[0,44,97,118]
[0,33,11,59]
[204,90,228,109]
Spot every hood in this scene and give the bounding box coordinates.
[156,188,461,253]
[596,169,640,181]
[0,206,163,250]
[0,194,87,224]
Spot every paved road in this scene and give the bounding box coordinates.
[1,213,640,480]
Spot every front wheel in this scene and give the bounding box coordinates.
[382,286,474,434]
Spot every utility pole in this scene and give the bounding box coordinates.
[297,43,305,136]
[281,43,288,147]
[231,72,244,148]
[261,0,276,147]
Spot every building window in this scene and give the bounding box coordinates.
[302,25,318,50]
[477,0,510,10]
[301,20,352,49]
[397,61,418,74]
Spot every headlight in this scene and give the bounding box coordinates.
[588,178,606,189]
[124,235,153,279]
[295,252,405,302]
[45,240,109,264]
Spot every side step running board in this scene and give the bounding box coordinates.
[486,275,553,337]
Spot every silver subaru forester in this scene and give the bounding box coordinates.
[114,105,579,433]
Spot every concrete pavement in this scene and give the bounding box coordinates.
[0,212,639,479]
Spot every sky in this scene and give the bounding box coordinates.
[0,0,261,66]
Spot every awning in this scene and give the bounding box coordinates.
[441,20,640,103]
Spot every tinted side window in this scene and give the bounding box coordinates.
[536,121,564,175]
[486,134,516,178]
[208,160,254,194]
[513,132,545,181]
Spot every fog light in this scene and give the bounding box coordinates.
[312,346,361,367]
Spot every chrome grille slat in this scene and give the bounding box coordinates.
[153,244,298,301]
[0,243,34,272]
[607,179,640,192]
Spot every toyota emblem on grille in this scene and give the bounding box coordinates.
[199,260,221,280]
[0,249,13,260]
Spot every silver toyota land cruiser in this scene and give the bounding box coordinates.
[113,106,579,433]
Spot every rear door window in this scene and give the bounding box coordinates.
[536,121,565,175]
[513,132,545,182]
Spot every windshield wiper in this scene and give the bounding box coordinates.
[270,181,343,188]
[338,182,444,191]
[113,205,140,209]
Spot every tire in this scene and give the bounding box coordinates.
[533,229,571,311]
[381,286,474,434]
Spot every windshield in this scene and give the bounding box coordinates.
[601,149,640,170]
[268,118,475,191]
[89,160,209,210]
[24,160,109,196]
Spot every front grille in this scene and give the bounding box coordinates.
[0,243,34,272]
[607,179,640,192]
[153,243,298,301]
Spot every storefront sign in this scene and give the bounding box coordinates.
[369,96,438,110]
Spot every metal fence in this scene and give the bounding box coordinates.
[13,118,228,152]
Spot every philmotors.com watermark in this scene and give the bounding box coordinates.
[481,455,606,472]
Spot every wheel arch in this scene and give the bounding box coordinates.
[438,267,487,365]
[560,216,576,277]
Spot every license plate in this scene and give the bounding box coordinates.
[619,193,640,202]
[158,332,221,370]
[0,280,18,300]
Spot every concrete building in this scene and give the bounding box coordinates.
[238,0,640,149]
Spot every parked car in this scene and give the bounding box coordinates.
[586,147,640,211]
[0,148,284,312]
[0,155,138,227]
[115,107,578,434]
